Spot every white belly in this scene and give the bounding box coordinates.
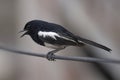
[44,42,66,49]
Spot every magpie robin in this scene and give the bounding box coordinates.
[20,20,112,60]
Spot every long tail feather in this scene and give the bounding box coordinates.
[77,36,112,52]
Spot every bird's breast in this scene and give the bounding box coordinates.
[44,42,66,49]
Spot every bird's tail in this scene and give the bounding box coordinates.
[76,36,112,52]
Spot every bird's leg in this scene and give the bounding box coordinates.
[46,48,64,61]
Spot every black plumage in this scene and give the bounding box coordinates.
[20,20,111,60]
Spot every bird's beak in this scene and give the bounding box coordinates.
[19,30,28,38]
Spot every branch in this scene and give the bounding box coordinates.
[0,46,120,64]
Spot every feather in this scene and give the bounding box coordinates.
[76,36,112,52]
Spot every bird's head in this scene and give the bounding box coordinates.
[20,20,42,38]
[19,22,31,38]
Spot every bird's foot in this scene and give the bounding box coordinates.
[46,52,55,61]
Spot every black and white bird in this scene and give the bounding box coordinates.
[20,20,112,60]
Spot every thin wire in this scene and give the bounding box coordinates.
[0,46,120,64]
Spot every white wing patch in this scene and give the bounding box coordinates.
[60,36,76,43]
[38,31,60,40]
[38,31,77,43]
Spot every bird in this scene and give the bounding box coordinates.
[20,20,112,60]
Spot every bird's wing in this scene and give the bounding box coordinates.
[37,29,80,46]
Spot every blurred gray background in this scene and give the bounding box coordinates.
[0,0,120,80]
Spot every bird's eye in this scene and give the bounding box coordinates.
[24,25,31,30]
